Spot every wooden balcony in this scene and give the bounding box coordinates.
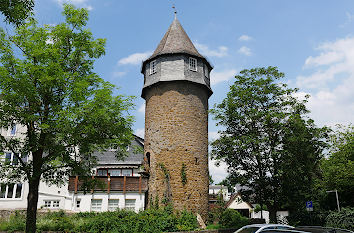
[68,176,148,194]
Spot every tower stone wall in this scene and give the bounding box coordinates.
[141,17,212,220]
[144,81,209,219]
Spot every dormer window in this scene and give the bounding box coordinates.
[150,60,157,75]
[189,57,197,71]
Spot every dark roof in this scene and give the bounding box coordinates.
[147,17,205,61]
[94,135,144,166]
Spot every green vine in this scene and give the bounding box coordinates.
[181,163,187,186]
[158,163,171,204]
[158,163,170,180]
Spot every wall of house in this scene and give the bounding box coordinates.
[72,191,145,212]
[0,182,29,210]
[228,200,253,211]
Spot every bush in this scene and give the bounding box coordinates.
[219,209,249,229]
[286,210,329,226]
[0,211,26,232]
[325,207,354,231]
[37,210,74,232]
[0,207,198,232]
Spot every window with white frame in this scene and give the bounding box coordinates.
[108,169,121,176]
[53,200,60,207]
[108,199,119,211]
[122,169,132,176]
[0,183,22,199]
[44,200,51,207]
[150,60,157,74]
[125,199,135,211]
[91,199,102,211]
[2,152,27,165]
[97,169,107,176]
[189,57,197,71]
[43,200,60,208]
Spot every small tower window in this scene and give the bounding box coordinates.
[150,60,157,75]
[204,64,209,78]
[189,57,197,71]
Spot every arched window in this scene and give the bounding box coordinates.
[146,152,151,167]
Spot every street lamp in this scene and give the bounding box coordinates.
[326,190,340,212]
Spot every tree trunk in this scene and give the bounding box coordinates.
[26,177,40,233]
[269,207,277,224]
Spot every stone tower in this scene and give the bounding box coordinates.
[141,16,212,219]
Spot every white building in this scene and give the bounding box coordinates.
[0,124,147,213]
[226,192,289,224]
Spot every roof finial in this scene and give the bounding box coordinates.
[172,4,177,19]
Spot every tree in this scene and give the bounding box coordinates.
[0,0,34,26]
[0,5,134,232]
[321,125,354,207]
[210,67,328,222]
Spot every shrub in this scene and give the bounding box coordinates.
[0,211,26,232]
[286,210,329,226]
[219,209,249,229]
[325,207,354,231]
[0,207,198,232]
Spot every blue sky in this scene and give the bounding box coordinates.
[2,0,354,183]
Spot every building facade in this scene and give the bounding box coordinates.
[141,16,213,220]
[0,125,147,213]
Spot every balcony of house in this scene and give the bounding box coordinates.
[68,176,148,194]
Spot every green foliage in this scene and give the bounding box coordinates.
[206,223,221,229]
[209,174,214,185]
[286,210,329,226]
[321,125,354,207]
[211,67,328,222]
[181,163,187,186]
[158,163,172,204]
[254,204,268,213]
[0,4,134,232]
[0,208,198,233]
[208,192,226,224]
[0,211,26,232]
[159,163,170,180]
[219,209,249,229]
[325,208,354,231]
[0,0,34,26]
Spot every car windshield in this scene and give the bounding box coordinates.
[237,227,261,233]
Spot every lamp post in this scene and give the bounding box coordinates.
[326,190,340,212]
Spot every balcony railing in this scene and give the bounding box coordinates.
[68,176,148,194]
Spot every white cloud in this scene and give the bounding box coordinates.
[238,35,253,41]
[209,131,220,142]
[238,46,252,56]
[112,71,126,78]
[118,51,152,65]
[210,69,237,85]
[54,0,93,10]
[134,128,144,138]
[138,103,145,113]
[194,43,228,58]
[296,36,354,127]
[340,12,354,28]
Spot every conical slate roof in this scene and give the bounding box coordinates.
[147,17,205,61]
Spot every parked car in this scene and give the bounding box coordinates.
[262,229,311,233]
[235,224,295,233]
[293,226,354,233]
